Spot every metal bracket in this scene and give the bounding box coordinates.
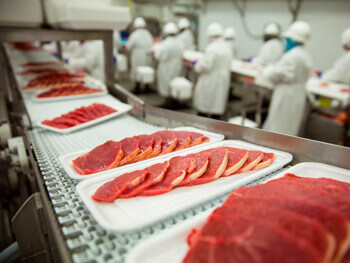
[11,193,54,263]
[7,137,30,174]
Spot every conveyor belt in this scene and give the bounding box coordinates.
[28,115,288,262]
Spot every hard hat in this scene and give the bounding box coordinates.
[224,27,235,39]
[264,23,280,36]
[341,28,350,47]
[163,22,178,35]
[133,17,146,28]
[178,18,190,30]
[283,21,311,43]
[207,23,223,38]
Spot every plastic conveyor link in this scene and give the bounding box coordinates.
[27,114,291,262]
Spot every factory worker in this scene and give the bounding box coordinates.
[177,18,195,50]
[68,40,105,81]
[252,22,284,66]
[193,23,232,119]
[224,27,237,59]
[126,17,153,83]
[155,22,183,108]
[322,28,350,84]
[262,21,312,136]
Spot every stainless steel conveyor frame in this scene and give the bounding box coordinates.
[0,28,350,263]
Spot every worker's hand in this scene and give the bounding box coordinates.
[192,60,198,66]
[64,59,69,64]
[313,70,323,78]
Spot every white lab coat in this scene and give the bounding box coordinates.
[126,28,153,81]
[155,36,183,97]
[69,41,104,81]
[252,38,284,66]
[225,39,238,59]
[193,37,233,115]
[322,52,350,84]
[177,29,195,50]
[263,46,312,136]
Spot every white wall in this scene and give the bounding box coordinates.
[198,0,350,70]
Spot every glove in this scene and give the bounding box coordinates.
[64,58,69,64]
[192,60,198,66]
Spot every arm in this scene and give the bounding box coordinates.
[263,53,296,84]
[194,49,215,73]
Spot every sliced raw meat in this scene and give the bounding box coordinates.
[65,112,89,123]
[120,161,170,198]
[251,152,275,171]
[91,170,149,202]
[128,135,155,163]
[37,85,101,98]
[212,203,334,263]
[118,137,140,166]
[222,147,249,176]
[153,130,178,155]
[72,140,123,175]
[179,152,211,185]
[21,61,63,67]
[173,131,192,151]
[91,103,117,115]
[175,131,206,147]
[138,156,196,196]
[234,150,263,173]
[226,195,350,263]
[183,148,228,186]
[19,68,68,76]
[41,120,70,129]
[146,134,162,159]
[184,215,321,263]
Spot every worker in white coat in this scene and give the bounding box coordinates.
[126,17,153,85]
[262,21,312,136]
[322,28,350,84]
[155,22,183,108]
[193,23,233,119]
[177,18,195,50]
[224,27,237,59]
[252,23,284,66]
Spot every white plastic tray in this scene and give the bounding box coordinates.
[36,99,132,134]
[76,140,292,232]
[126,162,350,263]
[60,127,225,180]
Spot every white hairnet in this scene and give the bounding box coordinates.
[224,27,235,39]
[207,23,223,38]
[163,22,178,35]
[341,28,350,47]
[264,23,280,36]
[134,17,146,28]
[178,18,190,30]
[283,21,311,43]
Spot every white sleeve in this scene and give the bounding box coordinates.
[263,54,296,84]
[194,49,215,73]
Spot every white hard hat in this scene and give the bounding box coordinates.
[341,28,350,47]
[163,22,178,35]
[284,21,311,43]
[264,23,280,36]
[178,18,190,30]
[224,27,235,39]
[133,17,146,28]
[207,23,223,38]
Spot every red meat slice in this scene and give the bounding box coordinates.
[118,137,140,166]
[91,103,117,115]
[225,195,350,263]
[73,109,95,121]
[153,130,178,155]
[65,112,89,123]
[234,150,263,174]
[138,156,196,196]
[72,140,123,175]
[173,131,192,151]
[146,134,162,159]
[184,215,321,263]
[179,152,211,185]
[79,106,100,119]
[91,170,149,202]
[183,148,228,186]
[222,148,249,176]
[120,161,170,198]
[175,131,206,147]
[41,120,70,129]
[128,135,155,163]
[212,203,334,263]
[251,152,275,171]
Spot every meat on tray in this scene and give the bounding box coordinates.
[72,130,210,175]
[41,103,117,130]
[36,85,102,98]
[21,61,63,67]
[23,72,85,90]
[90,146,275,202]
[11,42,40,51]
[183,174,350,263]
[19,68,68,76]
